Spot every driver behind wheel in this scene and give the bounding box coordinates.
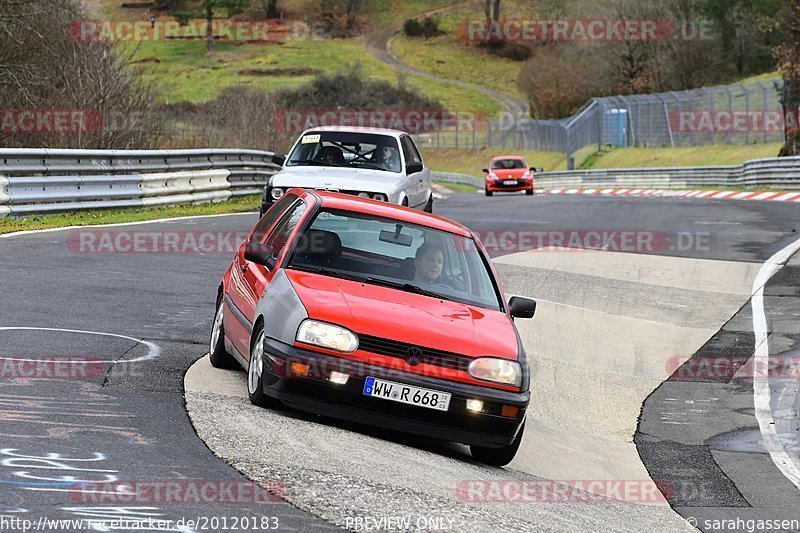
[372,145,401,172]
[413,241,444,284]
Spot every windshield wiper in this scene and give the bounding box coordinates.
[353,163,387,171]
[363,277,452,301]
[288,159,347,168]
[290,264,365,282]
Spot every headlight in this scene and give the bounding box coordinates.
[270,187,284,200]
[372,193,387,201]
[468,358,522,387]
[488,173,497,179]
[296,319,358,353]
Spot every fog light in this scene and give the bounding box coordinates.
[357,192,370,198]
[372,193,387,201]
[466,399,484,413]
[329,371,349,385]
[501,405,520,418]
[270,187,284,200]
[290,362,310,377]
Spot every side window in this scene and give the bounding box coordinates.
[252,193,297,243]
[405,136,423,163]
[265,200,308,259]
[399,137,413,167]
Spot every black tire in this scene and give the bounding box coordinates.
[485,188,493,197]
[525,189,534,196]
[247,326,281,408]
[402,197,410,207]
[470,422,524,467]
[424,194,433,213]
[209,298,237,369]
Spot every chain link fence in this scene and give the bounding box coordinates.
[412,80,785,169]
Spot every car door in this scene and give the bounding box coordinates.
[400,135,429,207]
[227,194,298,356]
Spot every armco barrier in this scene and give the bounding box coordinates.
[0,149,279,216]
[2,150,798,216]
[434,157,800,192]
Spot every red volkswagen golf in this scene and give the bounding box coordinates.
[209,189,536,466]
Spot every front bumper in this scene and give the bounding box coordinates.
[260,337,529,448]
[486,179,533,192]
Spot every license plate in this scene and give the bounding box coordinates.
[363,377,451,411]
[503,180,518,185]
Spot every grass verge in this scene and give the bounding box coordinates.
[0,195,259,235]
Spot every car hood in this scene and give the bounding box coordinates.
[286,270,519,360]
[490,168,527,179]
[273,166,402,192]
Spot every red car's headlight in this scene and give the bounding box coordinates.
[297,319,359,353]
[468,358,522,387]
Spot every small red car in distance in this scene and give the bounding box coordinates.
[483,155,536,197]
[210,189,536,466]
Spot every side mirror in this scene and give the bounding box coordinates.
[509,296,536,319]
[271,153,286,166]
[529,167,536,172]
[406,162,424,174]
[244,240,277,270]
[482,168,489,174]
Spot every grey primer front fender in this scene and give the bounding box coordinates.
[254,269,309,345]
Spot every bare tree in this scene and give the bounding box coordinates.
[0,0,165,149]
[778,0,800,156]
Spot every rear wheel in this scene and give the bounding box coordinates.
[247,326,280,408]
[485,188,493,197]
[424,194,433,213]
[209,299,236,369]
[470,422,524,467]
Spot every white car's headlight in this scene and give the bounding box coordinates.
[468,358,522,387]
[296,319,359,353]
[271,187,285,200]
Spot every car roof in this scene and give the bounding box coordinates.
[491,155,525,160]
[297,189,472,237]
[302,125,407,137]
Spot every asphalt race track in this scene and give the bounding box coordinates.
[1,192,799,532]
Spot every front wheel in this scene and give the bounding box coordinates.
[485,188,493,197]
[247,327,280,408]
[209,300,236,369]
[424,194,433,213]
[525,188,534,196]
[470,422,524,467]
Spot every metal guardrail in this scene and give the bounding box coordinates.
[433,157,800,192]
[0,149,279,217]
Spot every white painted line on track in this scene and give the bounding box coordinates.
[752,237,800,492]
[0,327,160,364]
[0,212,257,240]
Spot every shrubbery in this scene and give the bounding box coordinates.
[403,17,442,38]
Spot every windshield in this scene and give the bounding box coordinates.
[287,210,502,311]
[286,131,402,173]
[492,159,526,170]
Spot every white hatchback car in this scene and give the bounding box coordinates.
[261,126,433,216]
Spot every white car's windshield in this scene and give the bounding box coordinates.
[287,131,402,173]
[287,210,502,311]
